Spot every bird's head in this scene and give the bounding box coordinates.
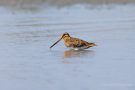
[50,32,70,48]
[61,32,70,39]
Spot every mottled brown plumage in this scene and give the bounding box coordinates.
[50,32,96,50]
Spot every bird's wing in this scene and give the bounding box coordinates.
[70,37,88,47]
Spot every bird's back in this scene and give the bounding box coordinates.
[63,37,96,50]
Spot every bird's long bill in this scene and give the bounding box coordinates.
[50,38,62,48]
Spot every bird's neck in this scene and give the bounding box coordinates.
[63,37,70,42]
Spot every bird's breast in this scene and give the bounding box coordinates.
[63,38,72,47]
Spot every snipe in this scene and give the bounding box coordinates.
[50,32,96,50]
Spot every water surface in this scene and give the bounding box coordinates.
[0,3,135,90]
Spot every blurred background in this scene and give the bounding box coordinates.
[0,0,135,5]
[0,0,135,90]
[0,0,135,7]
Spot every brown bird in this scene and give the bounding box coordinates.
[50,32,96,50]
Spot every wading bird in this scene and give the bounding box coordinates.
[50,32,96,50]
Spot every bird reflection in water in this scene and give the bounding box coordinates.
[63,49,95,58]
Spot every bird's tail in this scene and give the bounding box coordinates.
[88,43,97,47]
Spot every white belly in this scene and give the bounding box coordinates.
[68,46,89,50]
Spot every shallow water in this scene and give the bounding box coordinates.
[0,3,135,90]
